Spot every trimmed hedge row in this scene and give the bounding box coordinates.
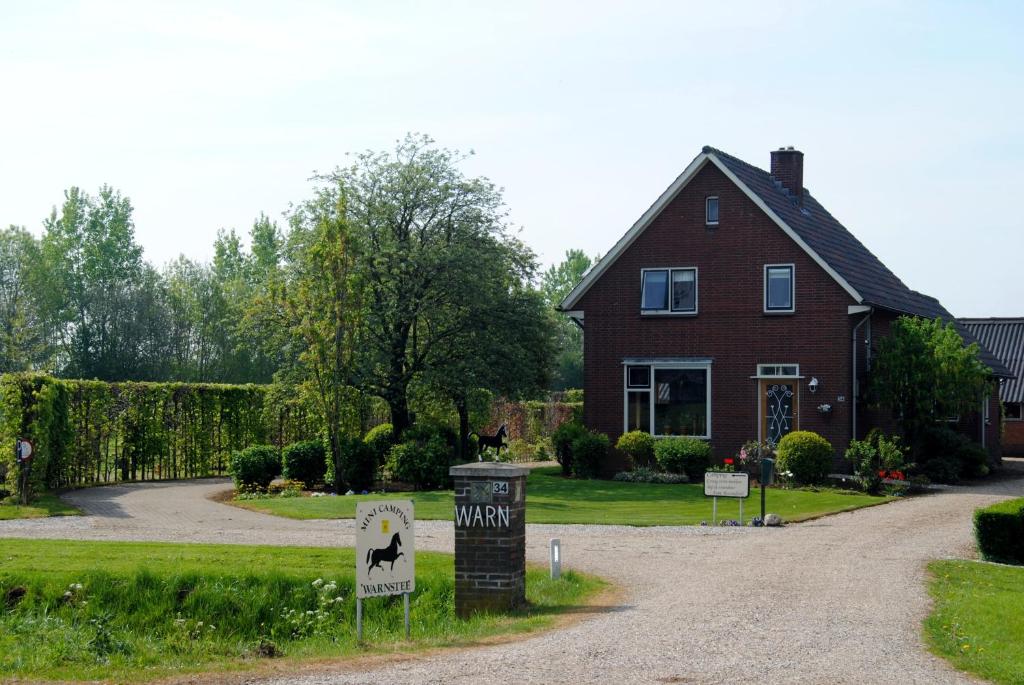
[0,373,312,494]
[974,497,1024,565]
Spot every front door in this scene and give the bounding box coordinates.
[761,379,798,447]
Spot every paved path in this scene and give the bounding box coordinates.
[2,471,1023,684]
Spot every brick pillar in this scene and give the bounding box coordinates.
[450,462,527,618]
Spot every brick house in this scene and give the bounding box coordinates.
[558,146,1012,470]
[959,318,1024,456]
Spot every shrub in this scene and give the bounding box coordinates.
[654,437,711,481]
[337,437,377,492]
[363,423,394,464]
[612,467,689,484]
[974,497,1024,565]
[776,431,833,485]
[616,431,656,468]
[570,431,609,479]
[845,433,906,494]
[551,421,587,476]
[230,445,281,491]
[922,455,961,484]
[282,441,327,489]
[384,421,455,489]
[919,426,989,480]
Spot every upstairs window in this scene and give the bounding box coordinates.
[1006,402,1023,421]
[641,268,698,314]
[764,264,795,313]
[705,196,719,226]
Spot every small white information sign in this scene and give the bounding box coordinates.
[704,471,750,498]
[355,500,415,599]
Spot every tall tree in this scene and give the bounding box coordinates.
[0,226,51,372]
[323,134,514,436]
[268,188,364,489]
[420,236,553,458]
[41,186,147,379]
[540,249,595,390]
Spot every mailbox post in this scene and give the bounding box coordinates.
[450,462,527,618]
[760,457,775,523]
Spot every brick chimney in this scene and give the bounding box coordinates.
[770,146,804,204]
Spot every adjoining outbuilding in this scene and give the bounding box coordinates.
[559,146,1012,470]
[958,318,1024,456]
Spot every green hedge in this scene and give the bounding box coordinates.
[0,373,313,494]
[974,497,1024,565]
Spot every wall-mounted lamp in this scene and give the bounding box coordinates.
[808,377,819,394]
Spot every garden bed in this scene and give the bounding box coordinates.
[231,466,894,526]
[0,538,603,682]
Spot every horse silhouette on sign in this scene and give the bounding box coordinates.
[366,532,405,575]
[471,424,508,461]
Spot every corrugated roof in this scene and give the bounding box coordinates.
[958,319,1024,401]
[706,147,1013,378]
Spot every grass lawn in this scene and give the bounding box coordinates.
[0,538,603,682]
[234,466,893,526]
[925,559,1024,684]
[0,492,81,520]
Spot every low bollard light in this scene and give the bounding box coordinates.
[549,538,561,580]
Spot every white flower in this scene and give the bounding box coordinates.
[311,578,324,588]
[333,596,344,603]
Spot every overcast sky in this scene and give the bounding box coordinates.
[2,1,1022,316]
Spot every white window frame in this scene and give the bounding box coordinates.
[1006,402,1023,421]
[705,196,719,226]
[623,361,711,439]
[764,263,795,314]
[753,363,802,379]
[640,267,698,315]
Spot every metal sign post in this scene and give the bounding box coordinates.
[760,458,775,524]
[355,500,415,643]
[15,439,34,505]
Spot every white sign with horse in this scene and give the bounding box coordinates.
[355,500,415,599]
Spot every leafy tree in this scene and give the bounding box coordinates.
[41,186,146,379]
[541,249,596,390]
[262,186,366,491]
[870,316,990,455]
[420,238,553,459]
[321,134,519,436]
[0,227,51,372]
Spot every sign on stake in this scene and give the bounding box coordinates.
[355,500,415,641]
[704,472,750,524]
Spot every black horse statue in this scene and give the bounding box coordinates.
[366,532,405,575]
[471,424,508,461]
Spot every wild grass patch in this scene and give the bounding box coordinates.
[0,538,602,682]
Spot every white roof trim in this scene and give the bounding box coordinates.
[558,150,864,311]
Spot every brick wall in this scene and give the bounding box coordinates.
[1004,417,1024,456]
[577,163,858,467]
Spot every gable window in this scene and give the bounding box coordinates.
[623,361,711,438]
[705,196,719,226]
[1006,402,1023,421]
[641,268,698,314]
[764,264,795,313]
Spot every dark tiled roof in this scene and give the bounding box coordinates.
[705,146,1012,378]
[958,319,1024,400]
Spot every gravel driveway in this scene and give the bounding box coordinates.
[2,469,1022,684]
